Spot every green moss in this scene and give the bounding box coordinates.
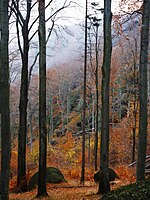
[101,180,150,200]
[29,167,67,191]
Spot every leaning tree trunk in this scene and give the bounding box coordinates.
[136,0,150,181]
[0,0,11,199]
[98,0,112,195]
[37,0,48,197]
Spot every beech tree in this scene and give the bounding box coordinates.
[0,0,11,199]
[80,0,88,186]
[98,0,112,195]
[136,0,150,181]
[11,0,32,191]
[10,0,75,191]
[87,5,102,171]
[37,0,48,197]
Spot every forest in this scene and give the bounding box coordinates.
[0,0,150,199]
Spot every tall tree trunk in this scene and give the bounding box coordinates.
[92,93,95,134]
[50,97,54,138]
[119,76,122,122]
[29,110,33,151]
[17,28,29,191]
[67,95,70,133]
[15,0,32,191]
[132,39,138,163]
[48,97,53,143]
[98,0,112,195]
[0,0,11,199]
[94,24,99,172]
[58,86,65,136]
[37,0,48,197]
[136,0,150,181]
[88,108,91,165]
[80,0,87,186]
[61,101,65,136]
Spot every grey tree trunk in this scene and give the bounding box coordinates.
[136,0,150,181]
[12,0,32,191]
[132,41,138,163]
[29,107,33,151]
[80,0,88,186]
[92,93,95,134]
[48,97,53,143]
[88,107,91,165]
[94,24,99,172]
[98,0,112,195]
[0,0,11,199]
[67,95,70,132]
[37,0,48,197]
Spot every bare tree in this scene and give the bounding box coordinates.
[80,0,87,186]
[10,0,76,191]
[137,0,150,181]
[12,0,32,191]
[0,0,11,199]
[98,0,112,195]
[37,0,48,197]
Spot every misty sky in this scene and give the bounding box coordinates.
[9,0,122,81]
[54,0,120,26]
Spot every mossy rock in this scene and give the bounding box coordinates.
[94,168,119,183]
[101,180,150,200]
[29,167,67,190]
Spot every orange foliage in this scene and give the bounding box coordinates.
[9,176,17,190]
[68,112,81,131]
[115,165,136,184]
[110,124,132,166]
[69,168,80,179]
[10,151,18,169]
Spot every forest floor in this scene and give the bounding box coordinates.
[10,181,100,200]
[9,178,129,200]
[9,121,150,200]
[9,179,150,200]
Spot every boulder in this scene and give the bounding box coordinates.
[94,167,119,183]
[29,167,67,190]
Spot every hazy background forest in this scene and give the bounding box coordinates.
[0,0,150,199]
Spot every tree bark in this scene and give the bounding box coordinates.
[80,0,87,186]
[37,0,48,197]
[132,39,138,163]
[0,0,11,199]
[14,0,32,191]
[136,0,150,181]
[98,0,112,195]
[95,23,99,172]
